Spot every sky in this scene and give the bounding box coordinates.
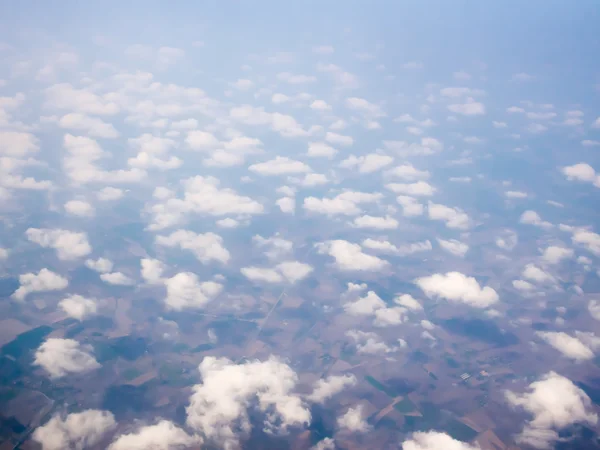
[2,1,600,449]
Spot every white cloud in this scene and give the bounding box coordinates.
[26,228,92,260]
[100,272,135,286]
[428,202,470,229]
[401,431,479,450]
[58,294,97,321]
[437,238,469,257]
[148,176,263,230]
[230,105,310,138]
[397,195,424,217]
[541,246,574,264]
[97,187,124,201]
[522,264,556,284]
[291,173,329,187]
[394,294,423,311]
[33,410,116,450]
[386,163,430,181]
[252,234,293,260]
[383,137,444,156]
[505,190,528,199]
[64,200,95,217]
[307,142,337,158]
[527,123,548,134]
[345,97,385,118]
[344,290,386,316]
[536,332,594,361]
[156,230,230,264]
[362,238,432,256]
[232,78,254,90]
[506,372,597,449]
[85,257,113,273]
[415,272,498,308]
[140,258,165,284]
[496,230,518,250]
[340,153,393,173]
[12,268,68,301]
[513,279,536,292]
[387,181,435,196]
[186,356,310,448]
[108,420,199,450]
[34,338,100,378]
[325,131,353,146]
[352,215,398,230]
[164,272,223,311]
[249,156,311,175]
[45,83,119,115]
[571,229,600,256]
[317,63,359,89]
[58,113,119,138]
[312,438,336,450]
[346,330,395,354]
[447,98,485,116]
[241,261,313,284]
[276,196,296,214]
[316,240,388,271]
[303,191,382,216]
[185,130,219,151]
[337,405,370,433]
[310,99,331,111]
[216,218,241,228]
[307,374,357,403]
[561,163,600,187]
[0,248,8,260]
[589,300,600,321]
[519,210,552,229]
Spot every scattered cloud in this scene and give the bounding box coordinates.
[316,240,388,271]
[12,268,68,301]
[26,228,92,260]
[415,272,499,308]
[34,338,100,378]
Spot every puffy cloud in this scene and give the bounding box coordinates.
[63,134,145,184]
[156,230,230,264]
[58,113,119,138]
[147,176,263,230]
[64,200,95,217]
[401,431,479,450]
[26,228,92,260]
[522,264,556,284]
[337,405,370,433]
[447,99,485,116]
[387,181,436,196]
[571,228,600,256]
[344,290,386,316]
[506,372,597,449]
[394,294,423,311]
[325,131,353,146]
[0,130,39,157]
[45,83,119,115]
[520,210,552,228]
[383,137,443,156]
[185,130,219,151]
[536,332,594,361]
[310,100,331,111]
[34,338,100,378]
[85,257,113,273]
[97,187,124,201]
[317,63,359,89]
[312,438,336,450]
[291,173,329,187]
[541,246,573,264]
[32,410,116,450]
[561,163,600,187]
[241,261,313,284]
[589,300,600,321]
[397,195,424,217]
[100,272,135,286]
[108,420,199,450]
[346,330,396,354]
[387,163,430,181]
[362,238,432,256]
[186,356,310,448]
[415,272,498,308]
[252,234,294,260]
[513,279,536,292]
[249,156,311,175]
[345,97,385,117]
[353,215,398,230]
[340,153,393,173]
[58,294,97,321]
[140,258,166,284]
[307,374,357,403]
[307,142,338,158]
[12,268,68,301]
[303,191,382,216]
[316,240,388,271]
[428,202,470,229]
[230,105,310,138]
[496,230,518,250]
[505,190,528,199]
[164,272,223,310]
[276,196,295,214]
[437,238,469,257]
[0,247,8,260]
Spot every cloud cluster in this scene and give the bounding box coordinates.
[303,191,382,216]
[58,294,97,320]
[12,268,68,301]
[156,229,230,264]
[506,372,597,449]
[164,272,223,311]
[26,228,92,260]
[34,338,100,378]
